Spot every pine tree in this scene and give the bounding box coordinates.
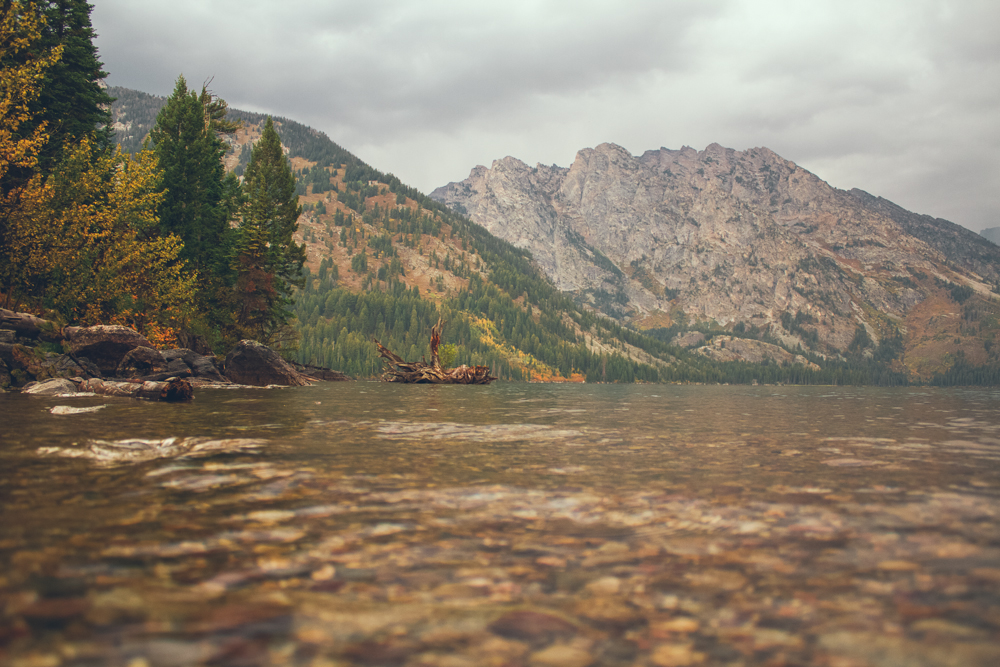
[31,0,113,169]
[1,0,111,180]
[232,117,305,345]
[150,75,240,343]
[150,76,232,274]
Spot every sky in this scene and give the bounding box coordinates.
[92,0,999,232]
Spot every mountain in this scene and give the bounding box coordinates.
[108,87,996,384]
[431,142,1000,381]
[981,227,1000,246]
[108,87,682,383]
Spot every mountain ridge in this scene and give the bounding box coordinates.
[108,87,676,382]
[108,86,998,384]
[431,142,1000,380]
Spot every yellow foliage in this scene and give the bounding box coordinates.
[0,2,61,267]
[465,311,568,380]
[0,3,193,344]
[0,3,61,181]
[6,138,196,341]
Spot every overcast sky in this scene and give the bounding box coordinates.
[92,0,998,232]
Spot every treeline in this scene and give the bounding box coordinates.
[106,86,167,155]
[639,321,910,386]
[295,263,913,385]
[294,274,658,382]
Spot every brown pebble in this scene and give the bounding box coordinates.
[650,643,705,666]
[198,602,291,633]
[651,617,700,635]
[683,569,747,591]
[585,576,621,596]
[342,640,418,665]
[574,597,643,629]
[530,643,593,667]
[876,560,920,572]
[20,598,90,620]
[488,610,577,642]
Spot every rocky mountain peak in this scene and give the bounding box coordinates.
[431,142,1000,378]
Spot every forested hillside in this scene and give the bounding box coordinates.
[109,87,919,384]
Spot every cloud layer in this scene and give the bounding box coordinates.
[93,0,999,231]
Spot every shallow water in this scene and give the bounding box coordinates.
[1,383,999,666]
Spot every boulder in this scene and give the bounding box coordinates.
[0,343,97,385]
[116,346,169,378]
[67,355,101,379]
[24,378,78,395]
[65,325,152,376]
[223,340,313,387]
[162,348,228,383]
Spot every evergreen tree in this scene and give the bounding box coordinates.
[232,117,305,345]
[149,75,239,342]
[4,0,112,177]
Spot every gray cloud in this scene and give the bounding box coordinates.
[93,0,998,231]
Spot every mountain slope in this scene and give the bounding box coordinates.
[108,87,675,382]
[431,142,1000,381]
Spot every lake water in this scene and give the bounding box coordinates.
[1,383,999,666]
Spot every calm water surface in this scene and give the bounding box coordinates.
[1,383,999,666]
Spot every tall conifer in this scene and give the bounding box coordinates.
[233,117,305,344]
[150,76,240,343]
[20,0,112,174]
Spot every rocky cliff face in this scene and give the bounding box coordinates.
[432,143,1000,377]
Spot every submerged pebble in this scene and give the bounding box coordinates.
[3,385,1000,666]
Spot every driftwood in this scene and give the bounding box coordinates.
[374,318,497,384]
[78,377,194,402]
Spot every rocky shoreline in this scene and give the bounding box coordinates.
[0,308,348,397]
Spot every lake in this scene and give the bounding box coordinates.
[1,383,999,666]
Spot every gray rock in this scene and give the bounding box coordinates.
[296,363,350,382]
[24,378,79,395]
[0,343,98,386]
[163,348,227,382]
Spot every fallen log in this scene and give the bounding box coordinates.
[374,318,497,384]
[78,377,194,402]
